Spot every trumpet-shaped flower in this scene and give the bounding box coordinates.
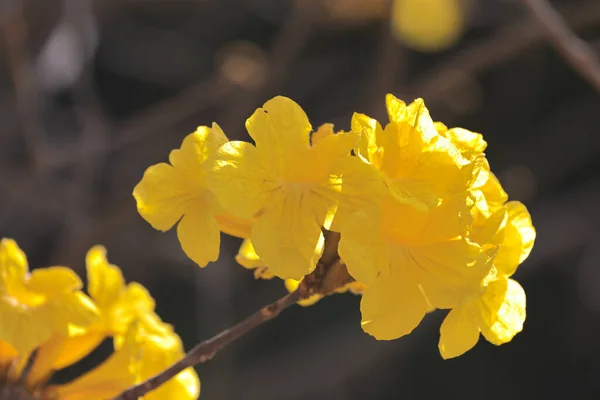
[51,245,159,370]
[50,317,199,400]
[339,95,495,340]
[352,94,480,211]
[0,239,199,400]
[0,238,98,355]
[438,201,535,359]
[134,124,253,267]
[208,96,385,280]
[339,195,495,340]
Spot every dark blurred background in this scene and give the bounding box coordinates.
[1,0,600,399]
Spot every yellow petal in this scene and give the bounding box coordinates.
[351,112,382,164]
[311,123,335,146]
[245,96,311,175]
[391,0,464,52]
[0,238,28,287]
[411,238,492,309]
[170,123,228,167]
[27,267,82,294]
[251,189,324,280]
[47,291,99,333]
[0,339,17,364]
[207,140,272,219]
[478,278,526,345]
[235,239,275,280]
[146,368,200,400]
[360,261,429,340]
[438,307,480,359]
[479,171,508,210]
[0,304,52,354]
[26,335,67,386]
[439,127,487,161]
[133,126,226,260]
[52,332,105,370]
[338,207,390,286]
[85,245,125,307]
[320,155,386,231]
[52,340,137,400]
[134,318,200,400]
[214,213,254,239]
[177,207,220,267]
[494,201,536,277]
[109,283,156,334]
[133,163,188,231]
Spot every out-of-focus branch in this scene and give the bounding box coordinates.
[520,0,600,93]
[111,289,302,400]
[407,1,600,102]
[1,4,47,172]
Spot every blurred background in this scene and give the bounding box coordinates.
[1,0,600,398]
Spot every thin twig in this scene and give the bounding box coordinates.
[406,1,600,103]
[520,0,600,93]
[112,290,302,400]
[1,3,48,172]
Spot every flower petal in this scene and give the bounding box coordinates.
[251,189,324,280]
[28,267,83,293]
[478,278,526,345]
[438,306,480,359]
[176,207,220,267]
[207,140,272,219]
[0,238,28,286]
[351,112,382,163]
[0,339,17,363]
[494,201,536,277]
[235,239,274,280]
[0,304,52,354]
[85,246,125,307]
[338,207,390,286]
[214,213,254,239]
[52,332,105,370]
[245,96,311,173]
[360,261,429,340]
[319,155,386,231]
[133,163,187,231]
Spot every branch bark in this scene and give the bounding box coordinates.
[520,0,600,93]
[111,289,301,400]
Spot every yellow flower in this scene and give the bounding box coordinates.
[134,124,254,267]
[438,201,535,359]
[52,245,158,370]
[390,0,465,52]
[51,317,199,400]
[207,96,385,280]
[0,238,98,355]
[339,94,495,340]
[352,94,479,211]
[339,195,495,340]
[0,240,199,399]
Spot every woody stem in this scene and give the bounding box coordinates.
[111,289,301,400]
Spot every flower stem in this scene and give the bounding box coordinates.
[111,289,301,400]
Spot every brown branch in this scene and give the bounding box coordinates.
[520,0,600,93]
[406,1,600,103]
[111,289,302,400]
[1,4,48,172]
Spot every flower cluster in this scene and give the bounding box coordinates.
[134,94,535,359]
[0,238,199,399]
